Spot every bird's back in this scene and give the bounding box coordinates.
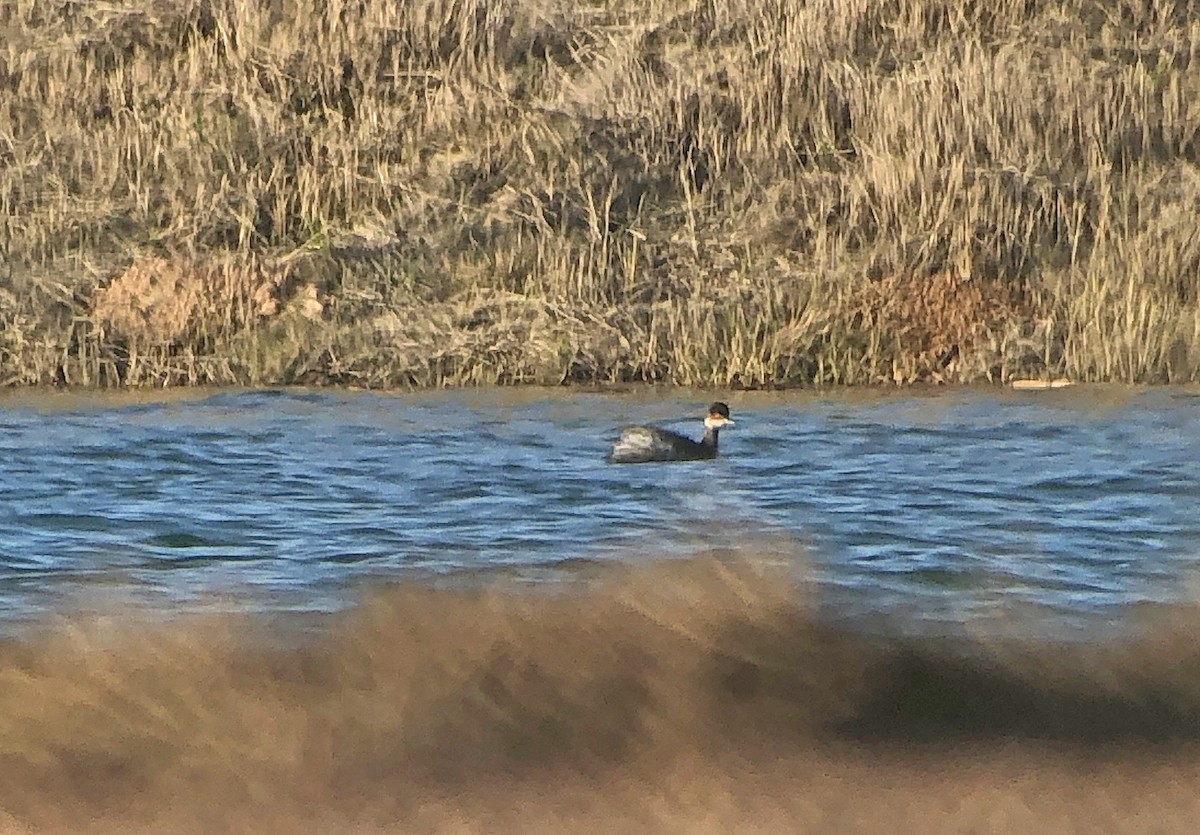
[607,426,711,463]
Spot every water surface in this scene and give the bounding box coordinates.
[2,386,1198,634]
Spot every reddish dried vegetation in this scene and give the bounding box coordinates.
[847,271,1037,383]
[91,257,284,348]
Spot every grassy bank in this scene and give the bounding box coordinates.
[2,0,1199,388]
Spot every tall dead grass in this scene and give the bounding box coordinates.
[2,0,1199,387]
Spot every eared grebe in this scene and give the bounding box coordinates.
[606,402,734,464]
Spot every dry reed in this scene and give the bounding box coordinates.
[2,0,1199,387]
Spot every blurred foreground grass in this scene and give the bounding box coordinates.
[4,556,1200,833]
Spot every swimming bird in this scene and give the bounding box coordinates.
[607,402,734,464]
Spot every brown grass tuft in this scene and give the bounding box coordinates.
[91,257,282,347]
[845,270,1037,384]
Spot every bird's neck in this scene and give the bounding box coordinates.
[702,427,719,448]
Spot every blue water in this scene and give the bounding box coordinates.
[2,387,1199,633]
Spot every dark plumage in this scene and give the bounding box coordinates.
[606,402,734,464]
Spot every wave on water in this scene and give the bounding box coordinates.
[2,555,1200,833]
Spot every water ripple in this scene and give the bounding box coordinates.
[2,388,1200,631]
